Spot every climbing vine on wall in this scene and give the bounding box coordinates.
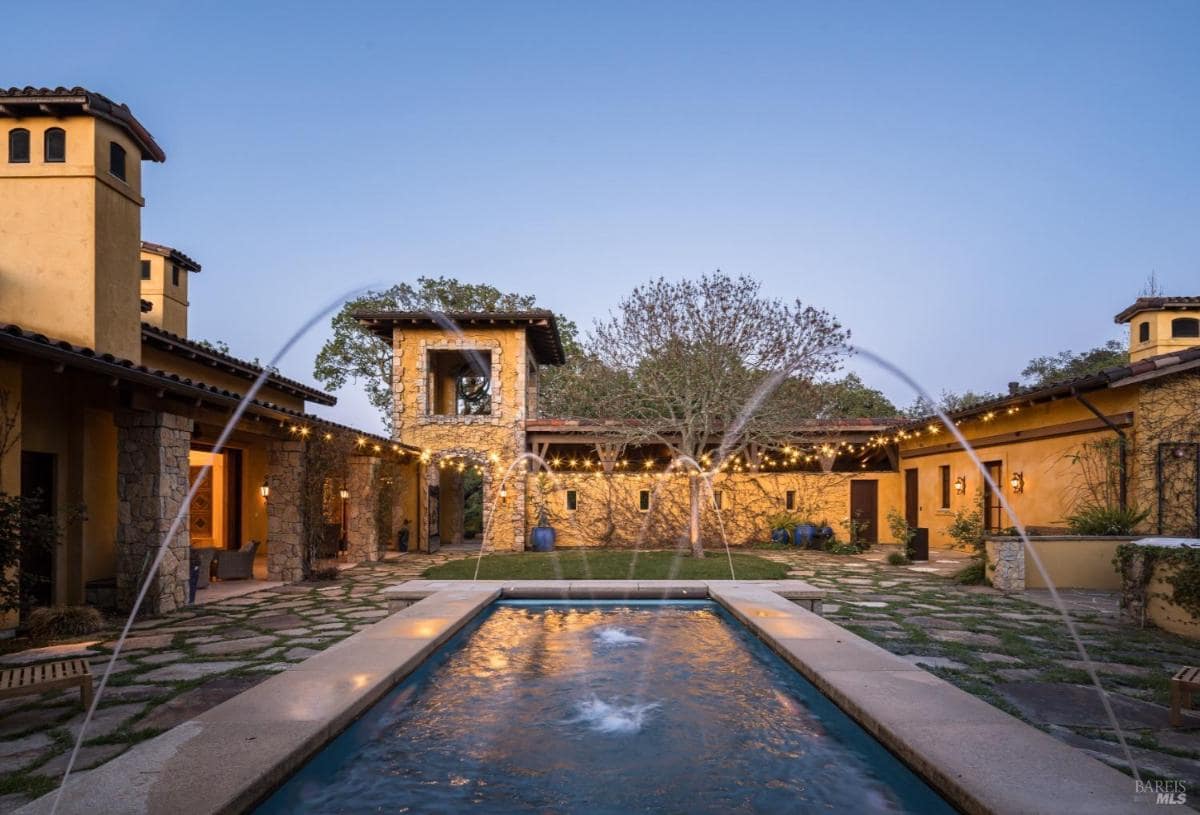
[1114,542,1200,622]
[301,434,353,574]
[1134,373,1200,536]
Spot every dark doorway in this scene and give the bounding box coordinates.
[20,451,56,610]
[427,484,441,552]
[849,480,879,544]
[904,468,919,529]
[983,461,1004,532]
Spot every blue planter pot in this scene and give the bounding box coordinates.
[530,526,557,552]
[770,528,791,545]
[793,524,816,548]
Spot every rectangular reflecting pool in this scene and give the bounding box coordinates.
[255,600,956,814]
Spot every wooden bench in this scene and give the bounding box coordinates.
[0,658,93,708]
[1170,666,1200,726]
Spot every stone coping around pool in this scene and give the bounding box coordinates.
[709,584,1156,815]
[15,586,501,815]
[382,578,825,609]
[18,581,1145,815]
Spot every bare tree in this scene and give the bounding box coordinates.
[572,273,849,556]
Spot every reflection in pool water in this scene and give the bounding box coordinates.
[255,601,955,814]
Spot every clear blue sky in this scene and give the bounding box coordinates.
[4,1,1198,432]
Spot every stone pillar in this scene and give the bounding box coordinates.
[115,409,193,615]
[346,454,382,562]
[267,439,306,581]
[989,539,1025,591]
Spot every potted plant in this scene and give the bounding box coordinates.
[765,511,800,545]
[529,506,557,552]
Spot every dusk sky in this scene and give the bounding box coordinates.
[4,1,1197,433]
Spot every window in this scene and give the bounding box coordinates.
[712,491,723,510]
[140,260,151,280]
[785,490,795,511]
[565,490,577,511]
[427,349,493,416]
[1172,318,1199,339]
[43,128,65,162]
[109,141,126,181]
[171,264,180,286]
[940,465,951,509]
[638,490,650,512]
[8,128,29,163]
[1138,321,1150,343]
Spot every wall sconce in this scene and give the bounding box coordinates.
[954,476,966,495]
[339,488,350,500]
[499,485,508,502]
[1010,472,1025,494]
[260,479,270,499]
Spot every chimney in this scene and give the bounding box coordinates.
[139,242,200,337]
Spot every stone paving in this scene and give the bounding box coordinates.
[0,544,1197,810]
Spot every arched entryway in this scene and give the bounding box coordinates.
[423,449,492,552]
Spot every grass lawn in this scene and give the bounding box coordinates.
[423,549,789,580]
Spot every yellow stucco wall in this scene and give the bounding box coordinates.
[899,388,1140,547]
[1128,308,1200,363]
[1146,562,1200,640]
[139,250,190,336]
[985,537,1124,590]
[0,115,144,361]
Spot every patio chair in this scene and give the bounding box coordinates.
[215,540,260,580]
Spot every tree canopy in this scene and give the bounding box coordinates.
[1020,339,1128,387]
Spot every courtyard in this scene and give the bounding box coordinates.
[0,546,1196,811]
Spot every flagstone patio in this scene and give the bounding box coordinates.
[0,545,1196,811]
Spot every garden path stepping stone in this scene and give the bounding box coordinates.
[283,647,322,661]
[1054,731,1200,784]
[195,635,277,656]
[1060,659,1153,678]
[36,743,126,777]
[0,732,55,772]
[845,601,888,608]
[94,684,162,703]
[137,675,268,732]
[251,613,307,630]
[900,616,961,630]
[927,630,1002,647]
[977,652,1023,664]
[995,668,1042,682]
[100,633,175,652]
[64,702,145,740]
[0,707,72,738]
[902,655,968,671]
[137,651,186,665]
[998,682,1200,729]
[140,660,249,683]
[0,642,100,666]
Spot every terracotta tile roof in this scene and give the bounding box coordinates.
[0,86,165,162]
[1114,296,1200,323]
[140,241,201,273]
[140,322,336,406]
[903,345,1200,427]
[0,323,408,449]
[354,310,566,365]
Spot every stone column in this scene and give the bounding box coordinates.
[115,409,193,615]
[267,439,306,582]
[989,539,1025,591]
[346,454,382,562]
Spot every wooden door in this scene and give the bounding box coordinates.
[904,468,919,529]
[188,464,215,547]
[983,461,1004,532]
[20,452,55,609]
[849,480,879,544]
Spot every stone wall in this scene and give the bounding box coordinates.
[987,538,1025,591]
[985,536,1129,592]
[267,439,306,581]
[115,409,193,615]
[346,454,382,562]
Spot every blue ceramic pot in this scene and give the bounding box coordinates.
[793,524,816,548]
[530,526,557,552]
[770,528,791,545]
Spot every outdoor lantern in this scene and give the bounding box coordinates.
[1010,472,1025,494]
[954,475,966,495]
[499,485,508,502]
[339,488,350,500]
[260,479,270,499]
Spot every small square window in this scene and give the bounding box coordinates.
[713,491,723,510]
[785,490,795,511]
[109,141,126,181]
[1138,321,1150,343]
[140,260,151,280]
[171,264,180,286]
[566,490,577,511]
[638,490,650,512]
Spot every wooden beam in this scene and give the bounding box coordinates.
[899,413,1134,460]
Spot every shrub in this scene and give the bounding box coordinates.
[1065,504,1149,536]
[306,566,341,582]
[886,551,911,566]
[886,507,916,548]
[26,605,104,641]
[764,512,805,534]
[953,560,987,585]
[944,502,984,554]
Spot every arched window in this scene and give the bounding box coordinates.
[1172,317,1200,339]
[109,141,126,181]
[1138,321,1150,343]
[8,128,29,163]
[43,128,65,162]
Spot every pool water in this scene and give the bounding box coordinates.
[256,601,956,814]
